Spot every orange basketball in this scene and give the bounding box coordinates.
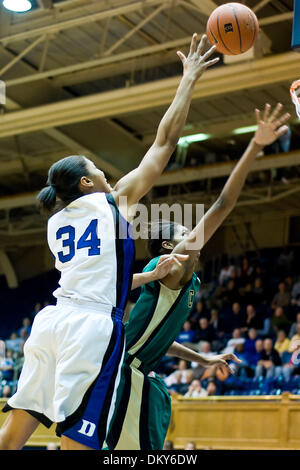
[206,2,259,55]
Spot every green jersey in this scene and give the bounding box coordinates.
[106,256,200,450]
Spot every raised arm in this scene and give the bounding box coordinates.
[113,34,219,214]
[166,103,290,286]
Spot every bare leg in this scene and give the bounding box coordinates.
[0,409,40,450]
[60,435,94,450]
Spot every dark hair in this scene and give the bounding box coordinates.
[146,219,182,258]
[37,155,89,212]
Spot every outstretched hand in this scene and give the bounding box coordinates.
[177,34,219,82]
[208,353,242,375]
[254,103,290,147]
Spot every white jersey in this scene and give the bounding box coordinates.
[47,192,135,309]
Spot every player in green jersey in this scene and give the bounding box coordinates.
[106,103,290,450]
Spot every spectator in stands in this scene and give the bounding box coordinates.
[288,313,300,339]
[239,283,255,307]
[245,338,264,374]
[176,320,196,345]
[289,322,300,353]
[189,300,208,328]
[17,317,31,338]
[206,379,218,396]
[252,277,265,307]
[194,317,216,346]
[0,349,15,382]
[46,442,59,450]
[257,315,276,339]
[274,330,290,356]
[271,282,291,311]
[184,379,207,398]
[229,343,249,377]
[243,328,258,359]
[164,360,194,393]
[19,327,30,345]
[271,306,291,335]
[239,257,254,287]
[2,385,12,399]
[244,304,263,331]
[185,442,196,450]
[209,309,220,330]
[291,277,300,308]
[223,328,245,354]
[219,279,240,307]
[284,275,293,293]
[163,440,174,450]
[254,338,282,379]
[5,332,23,355]
[220,302,245,334]
[276,247,294,277]
[218,261,236,286]
[191,342,216,379]
[30,302,42,320]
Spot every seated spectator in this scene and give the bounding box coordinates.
[189,300,208,327]
[243,328,259,358]
[2,384,12,398]
[164,360,194,390]
[291,276,300,300]
[0,349,15,381]
[19,326,30,344]
[218,262,236,286]
[209,309,220,330]
[176,320,196,344]
[246,338,264,369]
[30,302,42,319]
[252,277,265,307]
[257,315,276,339]
[191,342,215,378]
[276,247,294,277]
[288,312,300,339]
[254,338,282,380]
[218,279,240,307]
[230,343,249,377]
[194,317,216,345]
[184,379,207,398]
[289,322,300,353]
[271,282,291,311]
[5,332,23,355]
[239,257,254,287]
[46,442,59,451]
[219,302,245,334]
[206,379,218,396]
[222,328,245,354]
[274,330,290,356]
[271,306,291,335]
[244,304,263,331]
[18,317,32,338]
[284,275,293,293]
[239,283,255,307]
[185,442,197,450]
[163,440,174,450]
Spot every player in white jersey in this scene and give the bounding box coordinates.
[0,34,219,451]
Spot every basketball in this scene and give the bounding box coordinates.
[206,2,259,55]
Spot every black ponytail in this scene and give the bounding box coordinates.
[37,155,89,213]
[37,185,57,212]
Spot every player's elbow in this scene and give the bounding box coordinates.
[216,194,234,213]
